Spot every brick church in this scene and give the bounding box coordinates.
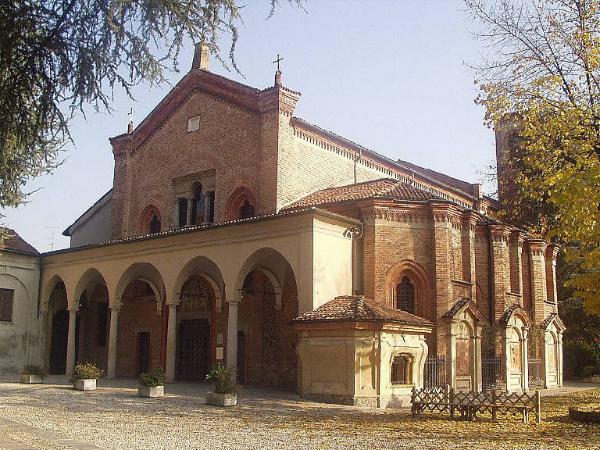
[35,44,563,407]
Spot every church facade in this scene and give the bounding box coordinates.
[35,44,563,406]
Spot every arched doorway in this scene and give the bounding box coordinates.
[176,274,216,381]
[234,248,299,389]
[47,281,69,374]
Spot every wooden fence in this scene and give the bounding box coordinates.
[411,386,541,424]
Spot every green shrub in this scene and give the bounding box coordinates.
[138,368,166,387]
[22,365,47,379]
[73,362,104,380]
[206,364,238,394]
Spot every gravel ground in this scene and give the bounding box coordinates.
[0,376,598,450]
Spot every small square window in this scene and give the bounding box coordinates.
[187,115,200,132]
[0,288,14,322]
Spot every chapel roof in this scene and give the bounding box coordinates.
[292,295,433,327]
[0,228,40,256]
[283,178,445,210]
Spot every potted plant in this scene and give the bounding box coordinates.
[205,364,238,407]
[72,362,103,391]
[20,365,47,384]
[138,367,166,398]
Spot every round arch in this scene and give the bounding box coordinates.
[224,186,258,221]
[113,262,165,309]
[73,267,109,305]
[172,256,225,311]
[384,260,432,320]
[234,247,296,308]
[42,274,68,311]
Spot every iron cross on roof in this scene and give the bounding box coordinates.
[273,54,283,72]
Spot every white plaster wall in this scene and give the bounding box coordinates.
[0,252,42,374]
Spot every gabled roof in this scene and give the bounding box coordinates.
[443,298,486,322]
[499,304,532,326]
[292,295,433,327]
[63,190,112,237]
[283,178,444,210]
[540,313,566,332]
[0,228,39,256]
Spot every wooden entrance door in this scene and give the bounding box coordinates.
[176,319,210,381]
[137,332,151,375]
[49,310,69,374]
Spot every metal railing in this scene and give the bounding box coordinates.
[424,355,447,388]
[482,357,503,390]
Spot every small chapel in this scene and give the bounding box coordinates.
[9,44,564,407]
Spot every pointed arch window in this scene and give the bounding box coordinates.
[396,276,415,314]
[239,199,255,219]
[149,215,161,233]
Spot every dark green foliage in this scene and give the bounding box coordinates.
[138,367,166,387]
[0,0,301,221]
[559,298,600,378]
[206,364,238,394]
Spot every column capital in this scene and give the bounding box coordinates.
[489,224,510,243]
[527,239,547,256]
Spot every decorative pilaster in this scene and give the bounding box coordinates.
[165,303,178,382]
[202,191,211,224]
[509,230,525,299]
[432,203,453,355]
[557,332,564,387]
[490,225,511,322]
[473,326,483,393]
[528,239,547,324]
[446,329,457,390]
[521,327,529,391]
[462,211,478,300]
[106,305,120,378]
[65,308,78,377]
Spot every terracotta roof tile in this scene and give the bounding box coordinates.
[284,178,442,210]
[0,228,39,256]
[292,295,433,327]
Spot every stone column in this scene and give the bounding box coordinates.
[186,198,194,226]
[106,306,120,378]
[528,239,547,324]
[165,303,178,382]
[202,192,211,224]
[521,327,529,391]
[226,297,241,375]
[65,308,78,377]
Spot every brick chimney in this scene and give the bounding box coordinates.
[191,42,210,71]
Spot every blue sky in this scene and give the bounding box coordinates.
[2,0,496,252]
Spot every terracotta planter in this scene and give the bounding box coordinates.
[73,379,97,391]
[206,392,237,407]
[20,374,42,384]
[138,385,164,398]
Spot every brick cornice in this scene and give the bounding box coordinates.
[489,224,510,243]
[527,238,547,256]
